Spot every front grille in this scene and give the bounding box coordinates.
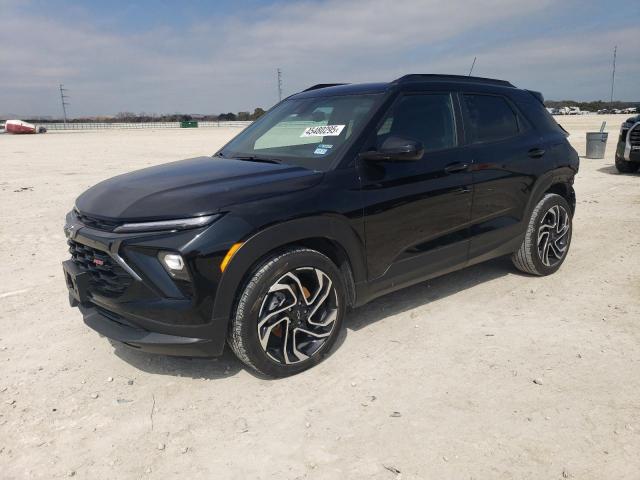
[629,124,640,148]
[68,240,132,297]
[76,212,121,232]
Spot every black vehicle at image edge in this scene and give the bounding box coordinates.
[615,114,640,173]
[62,74,579,377]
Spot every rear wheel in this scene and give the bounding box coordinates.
[512,193,573,276]
[228,247,345,377]
[615,155,639,173]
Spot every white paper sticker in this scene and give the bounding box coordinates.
[300,125,346,137]
[313,148,328,155]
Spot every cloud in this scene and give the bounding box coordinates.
[0,0,638,116]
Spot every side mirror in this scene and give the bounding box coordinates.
[359,136,424,162]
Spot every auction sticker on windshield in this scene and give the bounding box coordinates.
[300,125,346,137]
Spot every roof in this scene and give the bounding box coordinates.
[292,82,390,98]
[292,74,517,99]
[393,74,514,87]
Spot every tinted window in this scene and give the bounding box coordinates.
[377,94,456,152]
[463,94,519,143]
[520,99,566,135]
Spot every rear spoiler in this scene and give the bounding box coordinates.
[526,90,544,104]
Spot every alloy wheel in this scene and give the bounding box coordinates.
[537,204,570,267]
[257,267,338,365]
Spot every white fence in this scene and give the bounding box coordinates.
[38,121,253,131]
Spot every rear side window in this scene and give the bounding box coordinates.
[463,94,519,143]
[376,93,456,152]
[520,99,568,135]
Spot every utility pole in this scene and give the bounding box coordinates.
[468,56,477,76]
[609,46,617,104]
[277,68,283,102]
[59,84,70,126]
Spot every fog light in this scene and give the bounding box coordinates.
[158,252,188,280]
[162,253,184,271]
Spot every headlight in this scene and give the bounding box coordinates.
[114,214,221,233]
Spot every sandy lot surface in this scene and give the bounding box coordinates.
[1,115,638,479]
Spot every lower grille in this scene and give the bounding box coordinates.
[68,240,132,297]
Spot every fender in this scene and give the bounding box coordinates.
[210,214,367,333]
[522,167,576,227]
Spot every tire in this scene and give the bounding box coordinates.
[512,193,573,276]
[228,247,346,377]
[615,155,640,173]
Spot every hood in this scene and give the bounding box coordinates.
[75,156,322,221]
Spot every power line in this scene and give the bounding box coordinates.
[59,84,70,125]
[609,46,617,103]
[468,56,477,76]
[277,68,283,102]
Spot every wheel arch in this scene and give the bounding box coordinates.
[544,182,575,212]
[211,215,366,333]
[524,168,576,222]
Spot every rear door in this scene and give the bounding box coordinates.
[359,91,473,290]
[461,92,541,262]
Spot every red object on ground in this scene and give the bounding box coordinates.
[5,119,37,134]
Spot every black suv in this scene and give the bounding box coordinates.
[63,74,579,377]
[615,114,640,173]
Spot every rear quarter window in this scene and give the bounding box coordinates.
[519,100,568,136]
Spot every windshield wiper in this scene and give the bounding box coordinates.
[233,155,281,164]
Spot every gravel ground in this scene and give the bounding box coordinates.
[0,115,638,479]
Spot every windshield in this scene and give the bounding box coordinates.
[218,93,382,171]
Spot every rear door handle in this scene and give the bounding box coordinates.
[528,148,546,158]
[453,186,471,195]
[444,162,470,174]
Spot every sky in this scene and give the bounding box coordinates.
[1,0,639,117]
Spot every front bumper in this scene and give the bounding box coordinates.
[616,141,640,163]
[62,211,245,357]
[78,302,218,357]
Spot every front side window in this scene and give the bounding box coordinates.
[219,94,381,171]
[463,94,519,143]
[376,93,457,153]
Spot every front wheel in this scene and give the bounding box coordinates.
[228,247,345,377]
[512,193,573,276]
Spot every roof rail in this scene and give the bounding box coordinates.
[393,74,514,88]
[302,83,348,92]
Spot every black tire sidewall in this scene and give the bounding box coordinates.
[615,155,640,173]
[234,249,345,377]
[527,194,573,275]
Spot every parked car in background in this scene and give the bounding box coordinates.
[616,114,640,173]
[62,74,579,377]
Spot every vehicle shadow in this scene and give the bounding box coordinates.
[597,165,638,176]
[110,340,245,380]
[341,256,514,337]
[110,256,519,380]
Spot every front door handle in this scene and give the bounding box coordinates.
[528,148,546,158]
[444,162,470,174]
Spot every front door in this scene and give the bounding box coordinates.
[359,92,473,293]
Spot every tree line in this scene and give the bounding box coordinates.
[25,108,267,123]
